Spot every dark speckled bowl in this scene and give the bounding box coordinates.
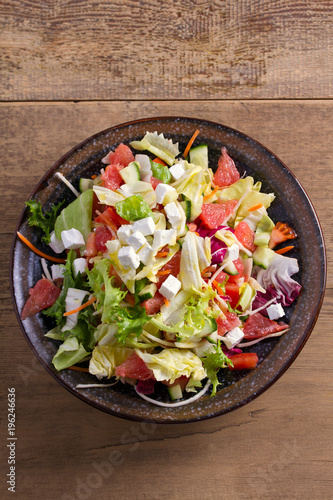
[10,117,326,423]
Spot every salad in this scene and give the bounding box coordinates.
[18,130,301,407]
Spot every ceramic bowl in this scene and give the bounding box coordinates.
[10,117,326,423]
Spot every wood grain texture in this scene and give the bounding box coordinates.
[1,0,333,101]
[1,101,332,500]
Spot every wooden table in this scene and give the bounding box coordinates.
[1,1,332,499]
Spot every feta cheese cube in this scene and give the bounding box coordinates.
[132,216,155,236]
[72,257,87,277]
[155,183,178,205]
[164,202,182,228]
[159,274,182,301]
[117,225,133,245]
[137,242,154,265]
[126,230,147,251]
[61,229,85,249]
[118,246,140,270]
[169,162,185,180]
[49,231,65,254]
[225,243,239,262]
[152,229,177,250]
[106,239,121,254]
[51,264,65,281]
[221,327,244,349]
[267,303,285,320]
[118,184,133,197]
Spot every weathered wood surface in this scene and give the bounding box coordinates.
[1,101,332,500]
[1,0,333,101]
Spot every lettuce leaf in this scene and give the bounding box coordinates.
[136,348,206,388]
[130,132,180,166]
[116,194,153,221]
[54,189,93,243]
[150,160,172,184]
[179,232,210,293]
[201,341,232,397]
[26,199,65,244]
[52,336,90,371]
[89,346,133,379]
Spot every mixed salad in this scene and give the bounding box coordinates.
[18,130,302,407]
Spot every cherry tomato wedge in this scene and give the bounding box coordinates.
[229,353,259,371]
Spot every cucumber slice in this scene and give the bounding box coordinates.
[138,283,157,301]
[190,200,203,222]
[224,261,239,276]
[168,384,183,401]
[252,247,275,269]
[236,283,255,311]
[120,161,140,184]
[206,330,218,344]
[79,178,94,192]
[189,144,208,168]
[180,200,191,220]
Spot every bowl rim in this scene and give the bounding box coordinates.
[10,116,327,423]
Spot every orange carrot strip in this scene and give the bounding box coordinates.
[17,232,66,263]
[91,174,97,179]
[275,245,295,255]
[63,296,96,316]
[212,280,223,293]
[95,210,117,231]
[248,203,263,212]
[203,185,219,202]
[156,251,169,258]
[156,269,171,276]
[67,366,90,372]
[183,129,200,158]
[152,157,167,165]
[195,232,200,236]
[201,266,211,275]
[163,297,170,307]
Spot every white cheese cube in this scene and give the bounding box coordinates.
[222,327,244,349]
[225,243,239,262]
[49,231,65,254]
[106,239,121,254]
[164,202,182,228]
[51,264,65,281]
[118,246,140,270]
[267,303,285,320]
[132,216,155,236]
[159,274,182,301]
[117,225,133,245]
[169,162,185,180]
[152,229,177,250]
[118,184,133,197]
[61,228,85,249]
[137,242,154,265]
[155,183,178,205]
[126,230,147,251]
[72,258,87,277]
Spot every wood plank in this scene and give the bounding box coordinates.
[1,1,332,101]
[1,101,332,500]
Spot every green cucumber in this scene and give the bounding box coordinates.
[206,330,218,344]
[189,144,208,168]
[224,261,239,276]
[235,283,255,311]
[79,178,94,192]
[120,161,140,184]
[180,200,191,220]
[168,384,183,401]
[252,247,275,269]
[190,200,203,222]
[254,214,275,247]
[138,283,157,301]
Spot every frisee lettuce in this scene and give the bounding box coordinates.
[26,199,64,244]
[201,341,233,397]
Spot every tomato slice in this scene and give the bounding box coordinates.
[95,225,113,253]
[229,353,259,370]
[234,221,256,253]
[225,282,240,309]
[227,257,244,283]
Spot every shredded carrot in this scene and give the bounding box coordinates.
[203,185,219,202]
[195,232,200,236]
[163,297,170,307]
[156,251,169,258]
[212,280,223,293]
[275,245,295,255]
[91,174,97,179]
[248,203,263,212]
[152,157,167,165]
[95,210,117,231]
[67,366,90,372]
[201,266,211,275]
[17,232,66,263]
[63,296,97,316]
[156,269,171,276]
[183,129,200,158]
